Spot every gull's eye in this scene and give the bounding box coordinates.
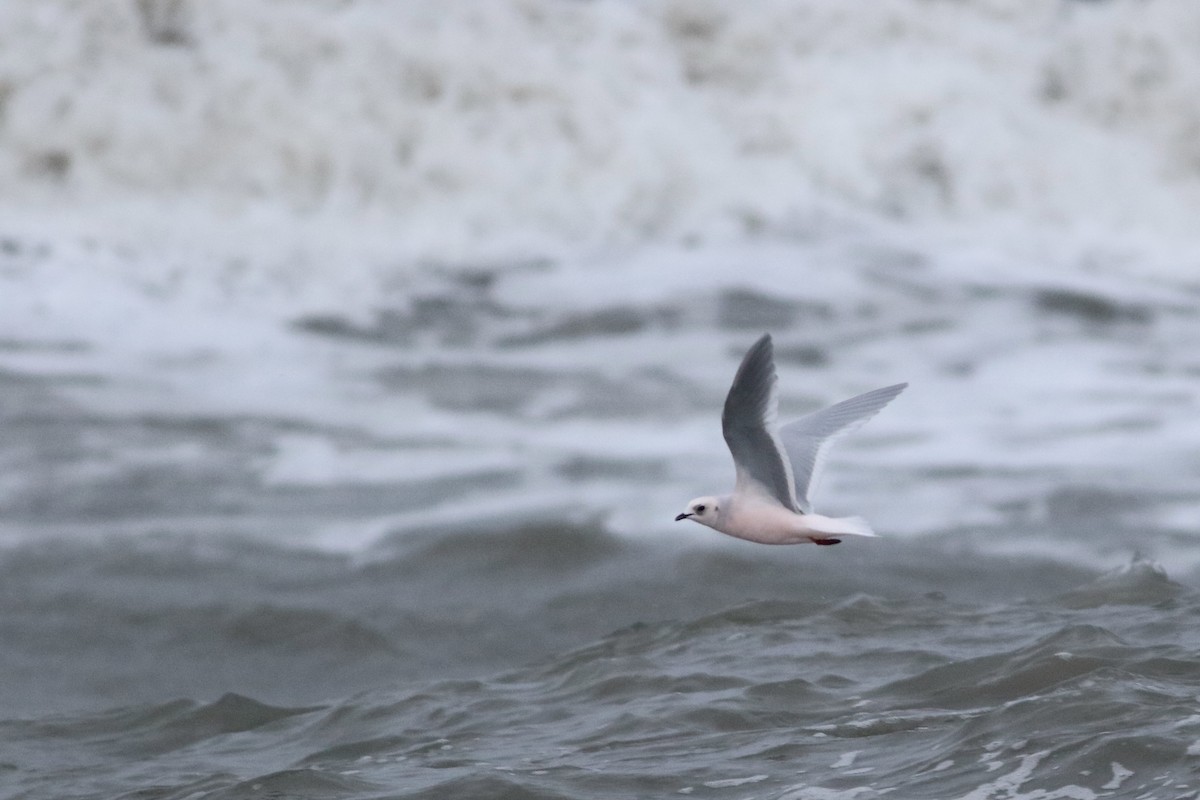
[695,504,706,514]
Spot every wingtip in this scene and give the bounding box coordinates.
[749,332,773,355]
[870,382,909,402]
[730,334,778,392]
[740,334,779,367]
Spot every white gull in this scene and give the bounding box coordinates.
[674,333,906,545]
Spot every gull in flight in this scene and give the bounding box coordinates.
[675,334,906,545]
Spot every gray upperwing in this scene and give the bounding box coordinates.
[721,334,797,510]
[779,382,907,512]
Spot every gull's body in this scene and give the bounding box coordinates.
[675,334,906,545]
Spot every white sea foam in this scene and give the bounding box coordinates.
[2,0,1200,268]
[2,2,1200,562]
[1101,762,1133,791]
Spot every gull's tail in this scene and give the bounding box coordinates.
[805,514,878,539]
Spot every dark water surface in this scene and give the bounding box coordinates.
[4,520,1200,799]
[5,243,1200,798]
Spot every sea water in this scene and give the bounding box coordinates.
[3,2,1200,798]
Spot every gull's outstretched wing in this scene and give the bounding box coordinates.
[780,382,907,512]
[722,334,797,510]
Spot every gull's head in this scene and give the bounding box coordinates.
[675,496,720,528]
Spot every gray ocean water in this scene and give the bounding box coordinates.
[5,245,1200,799]
[4,522,1200,800]
[8,2,1200,798]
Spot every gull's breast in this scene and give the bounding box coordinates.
[719,501,813,545]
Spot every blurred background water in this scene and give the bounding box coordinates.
[4,1,1200,798]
